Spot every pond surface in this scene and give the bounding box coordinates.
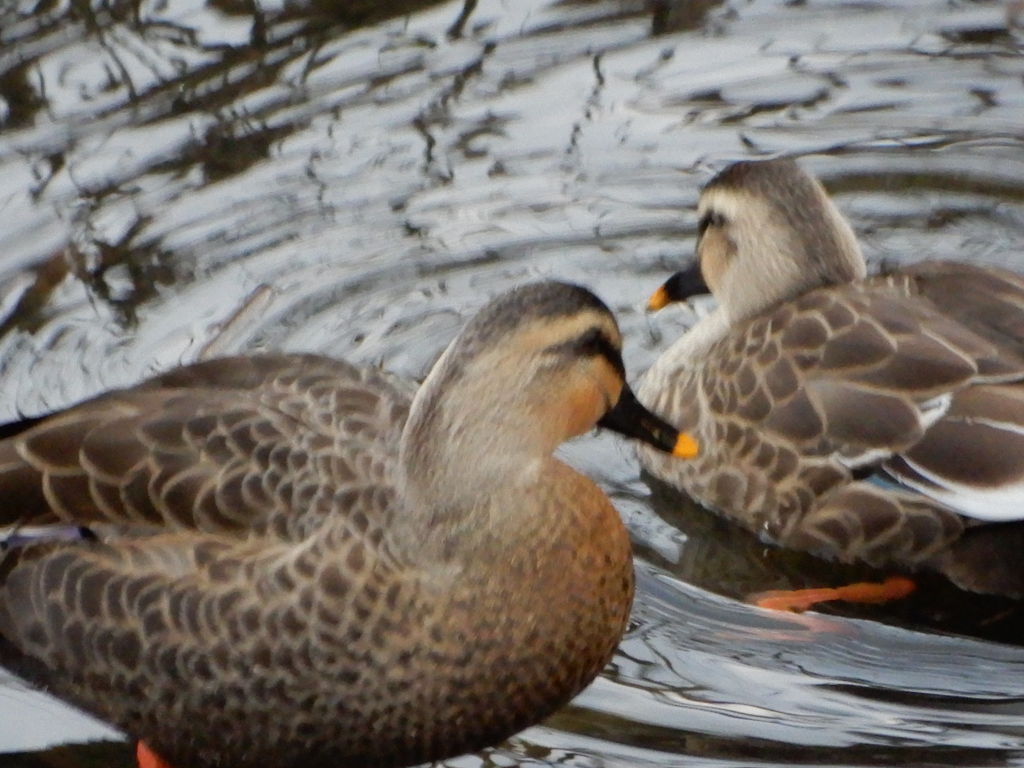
[2,0,1024,765]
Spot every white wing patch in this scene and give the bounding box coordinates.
[893,457,1024,522]
[835,393,952,471]
[918,392,953,431]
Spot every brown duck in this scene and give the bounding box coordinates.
[639,158,1024,603]
[0,281,695,768]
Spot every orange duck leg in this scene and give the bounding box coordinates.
[750,576,916,612]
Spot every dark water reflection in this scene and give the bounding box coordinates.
[3,0,1024,765]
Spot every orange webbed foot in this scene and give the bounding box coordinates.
[749,576,916,612]
[137,741,174,768]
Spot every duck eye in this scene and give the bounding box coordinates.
[697,210,726,237]
[548,328,625,378]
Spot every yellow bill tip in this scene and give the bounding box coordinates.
[647,284,671,312]
[672,432,699,459]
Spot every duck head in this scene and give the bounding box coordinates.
[400,281,697,509]
[650,158,866,322]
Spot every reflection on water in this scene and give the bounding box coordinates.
[3,0,1024,765]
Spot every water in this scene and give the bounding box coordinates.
[2,0,1024,765]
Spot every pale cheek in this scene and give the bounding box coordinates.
[562,383,604,439]
[700,230,732,294]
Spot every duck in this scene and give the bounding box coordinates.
[0,281,696,768]
[637,157,1024,605]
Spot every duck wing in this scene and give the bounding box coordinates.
[0,353,418,751]
[864,263,1024,522]
[721,281,1018,452]
[900,260,1024,356]
[0,354,415,541]
[712,267,1024,524]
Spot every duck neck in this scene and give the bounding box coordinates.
[394,353,554,559]
[400,410,545,516]
[668,308,731,361]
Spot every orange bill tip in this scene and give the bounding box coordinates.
[673,432,699,459]
[647,284,671,312]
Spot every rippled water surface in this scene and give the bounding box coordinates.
[3,0,1024,765]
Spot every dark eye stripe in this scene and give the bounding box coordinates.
[697,210,726,237]
[546,328,624,378]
